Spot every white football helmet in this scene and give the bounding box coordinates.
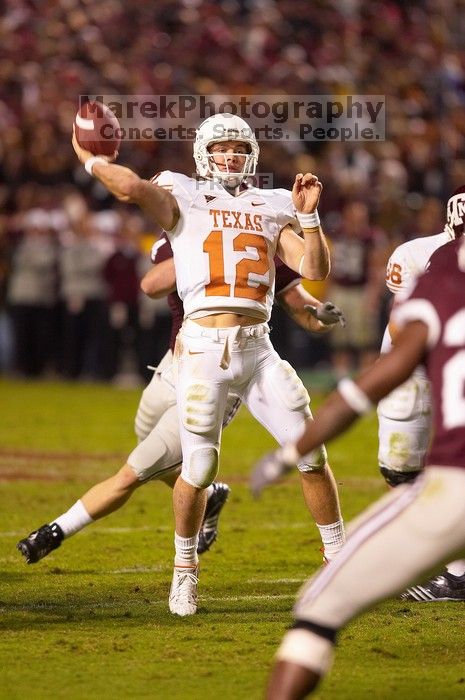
[193,113,259,186]
[445,185,465,238]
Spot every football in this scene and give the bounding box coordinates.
[74,100,121,156]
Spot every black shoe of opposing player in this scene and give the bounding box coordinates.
[17,523,64,564]
[197,482,230,555]
[401,570,465,602]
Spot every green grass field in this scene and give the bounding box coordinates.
[0,378,464,700]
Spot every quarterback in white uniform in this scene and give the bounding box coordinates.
[72,112,346,616]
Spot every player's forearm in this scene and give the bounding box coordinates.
[295,392,358,456]
[300,227,330,280]
[277,285,320,333]
[302,311,329,334]
[293,326,425,459]
[298,293,335,334]
[294,374,380,457]
[92,162,178,230]
[356,338,422,404]
[92,161,143,202]
[285,305,329,334]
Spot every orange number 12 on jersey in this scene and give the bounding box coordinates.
[203,230,270,300]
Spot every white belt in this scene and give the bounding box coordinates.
[181,320,270,369]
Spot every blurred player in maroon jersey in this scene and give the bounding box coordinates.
[251,237,465,699]
[379,186,465,602]
[17,237,344,569]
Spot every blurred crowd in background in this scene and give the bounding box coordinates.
[1,0,464,383]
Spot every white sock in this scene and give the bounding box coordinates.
[205,484,214,499]
[53,500,93,538]
[446,560,465,577]
[174,532,199,567]
[317,520,345,561]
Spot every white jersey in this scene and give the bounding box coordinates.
[381,230,453,354]
[153,171,299,321]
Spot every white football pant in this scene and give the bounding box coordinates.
[377,374,432,478]
[294,466,465,630]
[175,320,326,489]
[129,349,241,481]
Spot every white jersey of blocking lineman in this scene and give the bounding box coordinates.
[377,230,454,478]
[381,230,454,355]
[152,171,299,321]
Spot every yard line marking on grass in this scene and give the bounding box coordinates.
[0,451,383,490]
[0,527,156,537]
[0,521,309,538]
[0,593,296,613]
[106,565,166,574]
[0,448,124,462]
[90,526,156,534]
[104,570,304,579]
[247,578,305,584]
[204,594,295,602]
[92,522,309,533]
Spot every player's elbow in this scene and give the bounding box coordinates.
[320,260,331,280]
[140,275,160,298]
[303,265,330,282]
[140,276,153,297]
[313,269,330,281]
[140,273,168,299]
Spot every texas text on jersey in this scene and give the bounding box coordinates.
[151,171,300,322]
[393,237,465,470]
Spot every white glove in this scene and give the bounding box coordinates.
[250,445,298,498]
[304,301,346,327]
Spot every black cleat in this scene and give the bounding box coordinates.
[401,570,465,602]
[17,523,64,564]
[197,482,230,554]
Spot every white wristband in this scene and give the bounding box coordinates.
[296,210,320,229]
[337,378,373,414]
[85,156,108,175]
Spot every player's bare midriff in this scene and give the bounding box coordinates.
[193,312,261,328]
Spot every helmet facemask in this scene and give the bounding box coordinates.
[207,143,257,187]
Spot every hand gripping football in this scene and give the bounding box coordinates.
[74,100,121,157]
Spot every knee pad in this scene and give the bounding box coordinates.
[271,360,310,412]
[183,446,219,488]
[380,466,422,488]
[181,381,220,435]
[297,445,327,473]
